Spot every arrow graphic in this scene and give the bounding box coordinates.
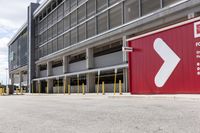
[154,38,181,88]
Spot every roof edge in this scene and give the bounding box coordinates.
[33,0,52,18]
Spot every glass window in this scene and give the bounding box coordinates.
[48,41,53,55]
[52,9,57,24]
[70,11,77,27]
[57,35,64,50]
[58,4,64,20]
[48,27,52,40]
[52,24,57,38]
[64,0,70,15]
[71,0,77,10]
[52,39,57,52]
[109,0,118,5]
[87,18,96,38]
[47,14,53,28]
[57,20,64,35]
[163,0,181,7]
[97,12,108,34]
[78,24,86,42]
[43,18,47,30]
[78,0,85,5]
[78,4,86,23]
[97,0,108,12]
[64,16,70,31]
[124,0,139,23]
[43,31,47,42]
[64,33,70,47]
[141,0,160,16]
[87,0,96,17]
[71,28,77,45]
[109,4,122,29]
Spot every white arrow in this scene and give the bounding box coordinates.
[154,38,181,88]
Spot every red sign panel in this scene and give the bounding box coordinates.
[128,18,200,94]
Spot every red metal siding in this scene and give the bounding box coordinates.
[128,18,200,94]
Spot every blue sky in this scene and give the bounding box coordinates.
[0,0,44,85]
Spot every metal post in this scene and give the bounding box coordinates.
[119,80,122,95]
[102,81,105,95]
[97,71,100,95]
[114,69,117,96]
[68,84,70,95]
[77,75,79,93]
[46,80,49,94]
[82,83,85,95]
[57,78,59,94]
[64,77,66,95]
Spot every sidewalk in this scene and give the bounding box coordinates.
[21,93,200,101]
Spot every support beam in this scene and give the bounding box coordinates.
[122,36,128,63]
[63,56,69,74]
[47,61,52,76]
[123,68,128,92]
[86,48,94,69]
[86,73,95,93]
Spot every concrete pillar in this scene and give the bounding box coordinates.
[123,68,129,92]
[47,61,52,76]
[47,79,53,93]
[86,48,94,69]
[36,65,40,78]
[63,56,69,74]
[122,36,128,63]
[86,73,95,93]
[19,72,22,90]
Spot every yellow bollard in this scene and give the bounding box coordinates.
[82,83,85,95]
[68,84,70,95]
[46,81,49,94]
[114,73,117,96]
[57,79,60,94]
[0,88,2,96]
[97,75,100,95]
[119,80,122,95]
[102,81,105,95]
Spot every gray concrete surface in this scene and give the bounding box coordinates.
[0,94,200,133]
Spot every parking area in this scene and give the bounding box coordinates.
[0,94,200,133]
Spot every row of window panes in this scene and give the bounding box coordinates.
[38,0,181,57]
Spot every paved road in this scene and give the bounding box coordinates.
[0,94,199,133]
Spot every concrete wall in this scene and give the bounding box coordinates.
[40,70,47,77]
[68,60,86,73]
[52,66,63,76]
[94,51,123,68]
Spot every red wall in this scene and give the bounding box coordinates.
[128,18,200,94]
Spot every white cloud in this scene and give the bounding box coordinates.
[0,0,46,85]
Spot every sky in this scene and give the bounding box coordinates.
[0,0,45,85]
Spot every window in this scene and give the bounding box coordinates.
[43,31,47,42]
[97,0,108,12]
[87,0,96,17]
[109,4,122,29]
[52,39,57,52]
[52,9,57,24]
[43,18,47,30]
[64,16,70,31]
[97,12,108,34]
[87,18,96,38]
[64,0,70,14]
[57,20,64,35]
[141,0,160,16]
[109,0,118,5]
[64,33,70,47]
[78,24,86,42]
[58,4,64,20]
[78,4,86,23]
[47,27,52,40]
[124,0,139,23]
[48,41,53,54]
[52,24,57,38]
[43,44,48,56]
[47,14,53,27]
[78,0,85,5]
[71,28,77,45]
[71,0,77,10]
[70,11,77,27]
[57,36,64,50]
[163,0,181,7]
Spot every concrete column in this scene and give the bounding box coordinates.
[47,61,52,76]
[122,36,128,63]
[123,68,129,92]
[86,73,95,93]
[86,48,94,69]
[36,65,40,78]
[19,72,22,90]
[63,56,69,74]
[47,79,53,93]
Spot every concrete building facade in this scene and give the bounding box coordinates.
[8,0,200,93]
